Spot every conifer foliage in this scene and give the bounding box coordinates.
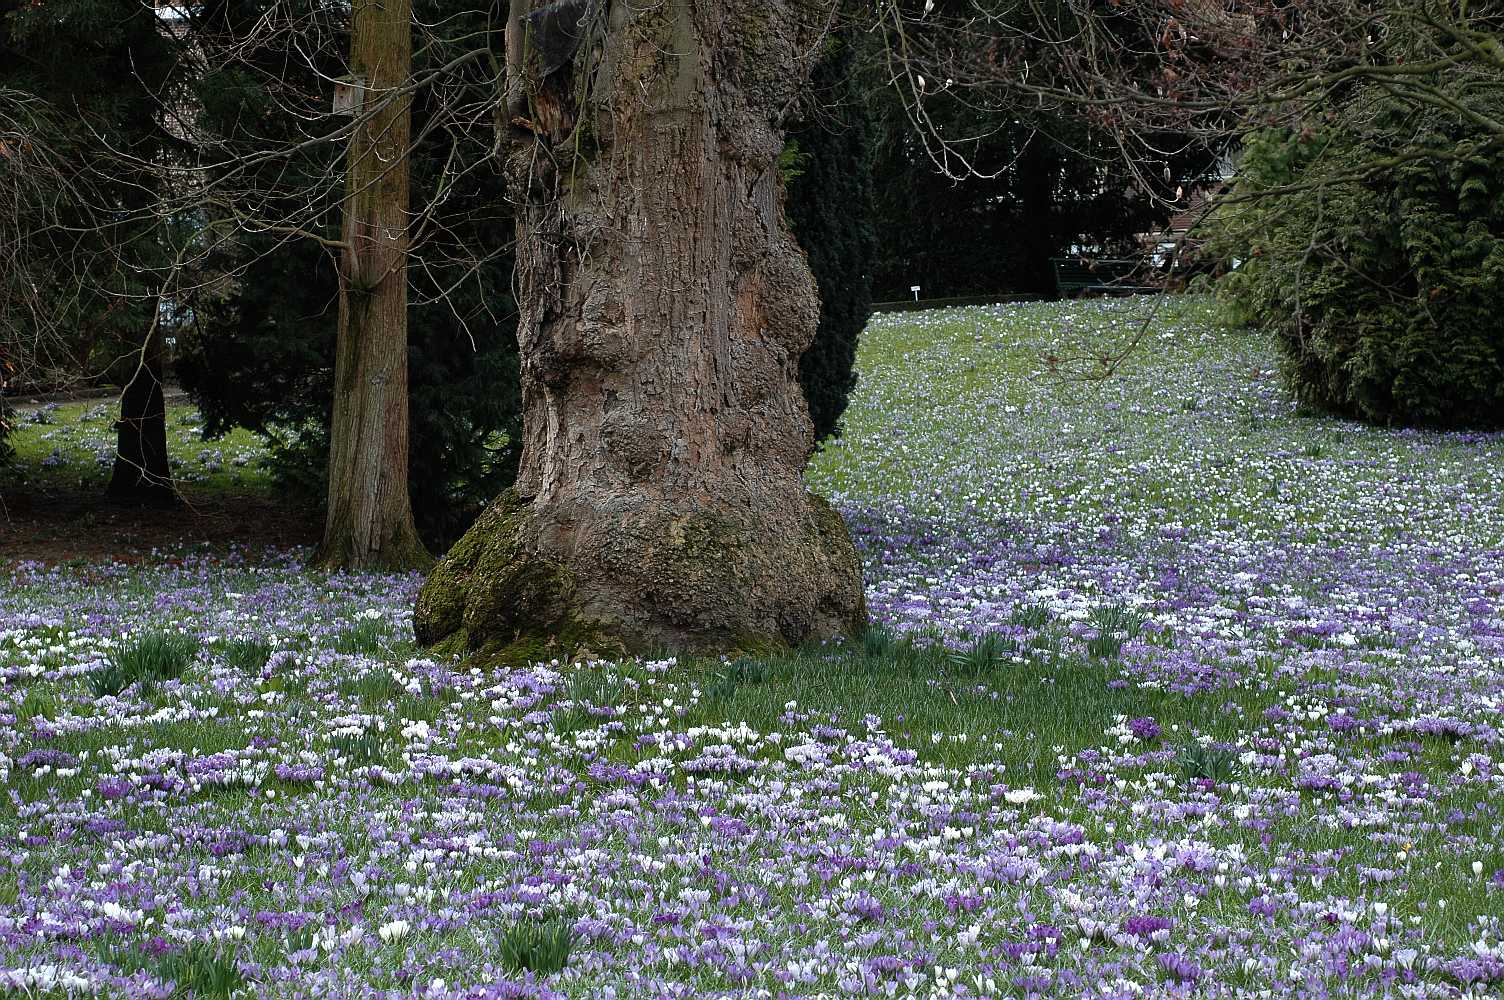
[1,0,181,499]
[1209,85,1504,429]
[785,35,877,445]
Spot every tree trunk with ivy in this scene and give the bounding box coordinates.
[415,0,866,660]
[315,0,430,571]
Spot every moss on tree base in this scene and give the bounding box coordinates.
[412,489,614,666]
[414,486,867,665]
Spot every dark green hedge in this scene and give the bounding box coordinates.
[1208,87,1504,429]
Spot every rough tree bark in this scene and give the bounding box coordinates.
[107,322,175,505]
[414,0,867,660]
[314,0,430,571]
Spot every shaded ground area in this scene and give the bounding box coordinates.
[0,488,320,564]
[2,392,317,563]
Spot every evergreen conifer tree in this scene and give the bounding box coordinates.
[786,34,877,444]
[176,0,521,546]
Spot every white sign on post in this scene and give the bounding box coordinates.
[333,75,366,115]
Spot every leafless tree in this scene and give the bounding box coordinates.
[4,0,514,547]
[0,88,118,392]
[866,0,1502,377]
[875,0,1504,208]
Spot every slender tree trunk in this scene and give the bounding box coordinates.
[416,0,867,659]
[314,0,429,571]
[107,322,175,505]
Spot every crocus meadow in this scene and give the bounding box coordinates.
[3,296,1502,998]
[12,400,264,490]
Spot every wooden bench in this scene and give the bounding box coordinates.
[1051,258,1159,297]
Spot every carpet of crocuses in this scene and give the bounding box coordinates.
[12,398,266,490]
[4,296,1504,999]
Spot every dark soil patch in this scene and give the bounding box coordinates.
[5,386,321,565]
[1,484,320,565]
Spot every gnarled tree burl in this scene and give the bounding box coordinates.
[414,0,867,659]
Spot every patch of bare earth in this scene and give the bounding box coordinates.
[1,486,320,565]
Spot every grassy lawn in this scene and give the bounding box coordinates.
[3,394,316,561]
[7,395,272,497]
[2,295,1503,998]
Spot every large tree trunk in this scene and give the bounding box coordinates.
[107,323,175,505]
[415,0,866,660]
[314,0,429,571]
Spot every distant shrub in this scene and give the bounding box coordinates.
[1206,85,1504,429]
